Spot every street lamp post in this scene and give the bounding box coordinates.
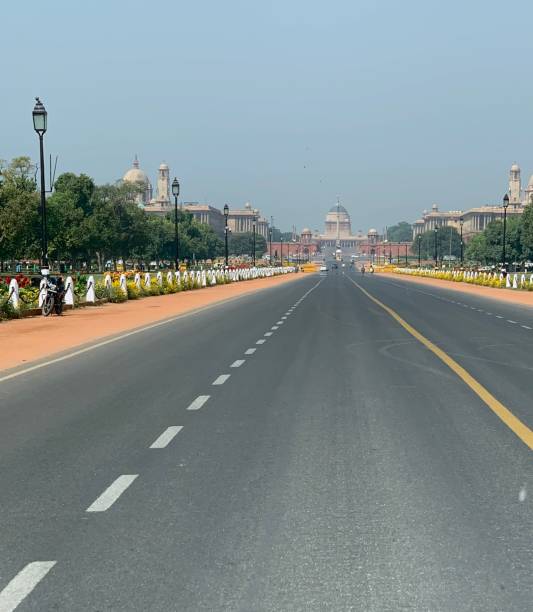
[252,209,257,267]
[502,194,509,276]
[404,244,408,266]
[417,234,422,267]
[171,178,180,269]
[280,236,283,267]
[459,217,464,266]
[434,226,439,267]
[32,97,48,271]
[224,204,229,267]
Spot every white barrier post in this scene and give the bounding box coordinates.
[156,271,163,287]
[134,272,141,290]
[167,271,173,286]
[144,272,151,288]
[119,273,128,296]
[104,274,112,291]
[86,275,96,303]
[512,273,518,289]
[505,274,511,288]
[64,276,75,306]
[8,278,19,310]
[39,277,46,307]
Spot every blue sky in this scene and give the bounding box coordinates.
[2,0,532,232]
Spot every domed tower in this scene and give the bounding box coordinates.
[509,162,521,205]
[301,228,312,244]
[324,203,352,237]
[367,228,378,245]
[156,162,170,206]
[122,155,152,207]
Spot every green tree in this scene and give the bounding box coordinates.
[465,218,522,265]
[520,203,533,261]
[229,232,267,257]
[54,172,96,215]
[411,227,462,262]
[387,221,412,242]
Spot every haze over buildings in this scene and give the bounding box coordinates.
[3,1,533,232]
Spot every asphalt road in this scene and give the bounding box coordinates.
[0,270,531,611]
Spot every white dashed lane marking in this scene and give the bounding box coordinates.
[276,321,284,325]
[264,332,273,337]
[245,348,256,355]
[496,315,503,319]
[187,395,210,411]
[256,339,266,345]
[271,326,279,330]
[0,561,57,612]
[86,475,138,512]
[150,426,183,449]
[212,374,230,385]
[231,360,245,368]
[507,320,517,324]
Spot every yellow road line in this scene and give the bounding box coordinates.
[347,276,533,451]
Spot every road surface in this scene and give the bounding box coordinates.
[0,270,531,611]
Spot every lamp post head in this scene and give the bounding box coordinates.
[32,97,47,135]
[503,193,509,209]
[171,177,180,197]
[223,204,229,218]
[460,216,464,226]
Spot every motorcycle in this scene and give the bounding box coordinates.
[41,275,64,316]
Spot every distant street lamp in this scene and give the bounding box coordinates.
[502,194,509,276]
[459,216,464,266]
[171,178,180,269]
[252,209,258,266]
[269,217,273,264]
[434,226,439,267]
[404,244,408,266]
[417,234,422,267]
[32,97,48,270]
[280,236,284,267]
[224,204,229,267]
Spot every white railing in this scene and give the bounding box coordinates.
[4,266,297,312]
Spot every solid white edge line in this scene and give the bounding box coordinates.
[0,275,315,385]
[0,561,57,612]
[231,360,245,368]
[212,374,230,385]
[86,475,138,512]
[149,426,183,449]
[187,395,210,411]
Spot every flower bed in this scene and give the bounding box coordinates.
[393,268,533,291]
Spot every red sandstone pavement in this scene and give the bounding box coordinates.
[381,272,533,307]
[0,273,305,372]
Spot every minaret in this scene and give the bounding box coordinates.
[509,163,521,205]
[156,163,170,205]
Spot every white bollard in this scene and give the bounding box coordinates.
[167,271,173,285]
[505,274,511,288]
[8,278,19,310]
[134,272,141,290]
[104,274,112,291]
[175,270,181,286]
[156,271,163,287]
[521,274,526,288]
[119,273,128,296]
[64,276,75,306]
[39,277,47,307]
[144,272,151,288]
[512,274,518,289]
[86,275,96,303]
[201,270,207,287]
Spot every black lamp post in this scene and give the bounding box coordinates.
[32,97,48,271]
[417,234,422,267]
[171,178,180,269]
[252,209,257,266]
[224,204,229,267]
[280,236,283,267]
[269,226,273,264]
[502,194,509,276]
[434,226,439,267]
[404,244,408,266]
[459,216,464,266]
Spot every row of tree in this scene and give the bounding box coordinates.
[0,157,267,269]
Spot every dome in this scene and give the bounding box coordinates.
[329,203,348,213]
[368,228,378,235]
[244,202,252,210]
[431,204,439,211]
[123,156,149,185]
[511,163,520,172]
[159,162,169,171]
[301,227,312,234]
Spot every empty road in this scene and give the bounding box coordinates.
[0,270,531,611]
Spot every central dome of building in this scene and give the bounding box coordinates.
[329,204,348,214]
[123,155,149,186]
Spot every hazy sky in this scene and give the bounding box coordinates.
[2,0,533,232]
